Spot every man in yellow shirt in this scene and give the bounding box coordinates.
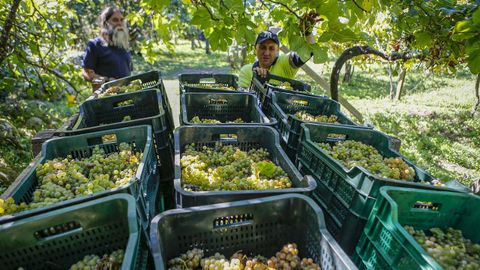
[238,30,316,88]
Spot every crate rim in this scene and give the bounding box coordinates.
[173,125,315,195]
[150,193,358,270]
[180,92,276,126]
[99,70,162,92]
[271,91,362,128]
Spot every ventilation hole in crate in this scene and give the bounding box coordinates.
[34,221,81,240]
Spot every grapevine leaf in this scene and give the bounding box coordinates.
[255,161,276,178]
[223,0,244,14]
[414,32,432,49]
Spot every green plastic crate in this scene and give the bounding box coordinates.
[179,73,239,95]
[354,186,480,270]
[250,74,311,116]
[150,194,358,270]
[99,70,174,133]
[1,126,158,233]
[59,89,174,182]
[180,92,276,126]
[270,91,359,160]
[297,122,468,255]
[174,125,316,208]
[0,193,148,270]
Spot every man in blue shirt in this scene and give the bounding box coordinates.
[82,7,132,90]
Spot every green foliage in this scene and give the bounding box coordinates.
[0,0,89,100]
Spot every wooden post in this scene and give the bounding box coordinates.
[280,46,365,123]
[395,68,406,101]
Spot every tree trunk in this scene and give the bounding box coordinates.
[0,0,21,66]
[471,74,480,116]
[205,39,210,54]
[387,63,395,99]
[343,61,353,83]
[240,44,247,67]
[395,68,406,101]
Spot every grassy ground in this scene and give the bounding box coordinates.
[296,63,480,186]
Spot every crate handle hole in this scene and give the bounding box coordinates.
[412,201,441,211]
[101,134,117,144]
[199,78,216,84]
[213,214,254,230]
[326,134,347,141]
[214,133,238,142]
[209,98,228,105]
[34,221,82,240]
[291,99,309,106]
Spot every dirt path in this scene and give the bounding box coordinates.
[163,79,181,127]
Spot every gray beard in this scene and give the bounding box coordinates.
[106,24,129,50]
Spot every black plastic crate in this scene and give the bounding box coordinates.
[180,92,276,126]
[174,125,316,208]
[0,193,148,270]
[270,91,359,160]
[99,70,174,134]
[57,89,174,182]
[2,126,158,234]
[150,194,358,270]
[179,73,239,95]
[250,73,311,116]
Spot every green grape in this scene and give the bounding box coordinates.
[316,140,423,182]
[69,249,125,270]
[98,79,143,98]
[169,243,320,270]
[405,226,480,269]
[181,143,292,191]
[294,111,339,124]
[168,248,204,270]
[0,143,142,217]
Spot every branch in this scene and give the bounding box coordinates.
[30,0,57,58]
[266,0,301,19]
[16,52,80,95]
[0,0,22,65]
[330,45,418,100]
[352,0,368,13]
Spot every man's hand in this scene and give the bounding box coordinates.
[253,67,268,78]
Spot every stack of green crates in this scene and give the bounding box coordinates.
[174,125,316,208]
[99,70,174,134]
[150,194,358,270]
[269,90,359,160]
[0,193,148,270]
[180,92,276,126]
[58,88,174,183]
[354,186,480,269]
[1,125,159,234]
[296,122,468,255]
